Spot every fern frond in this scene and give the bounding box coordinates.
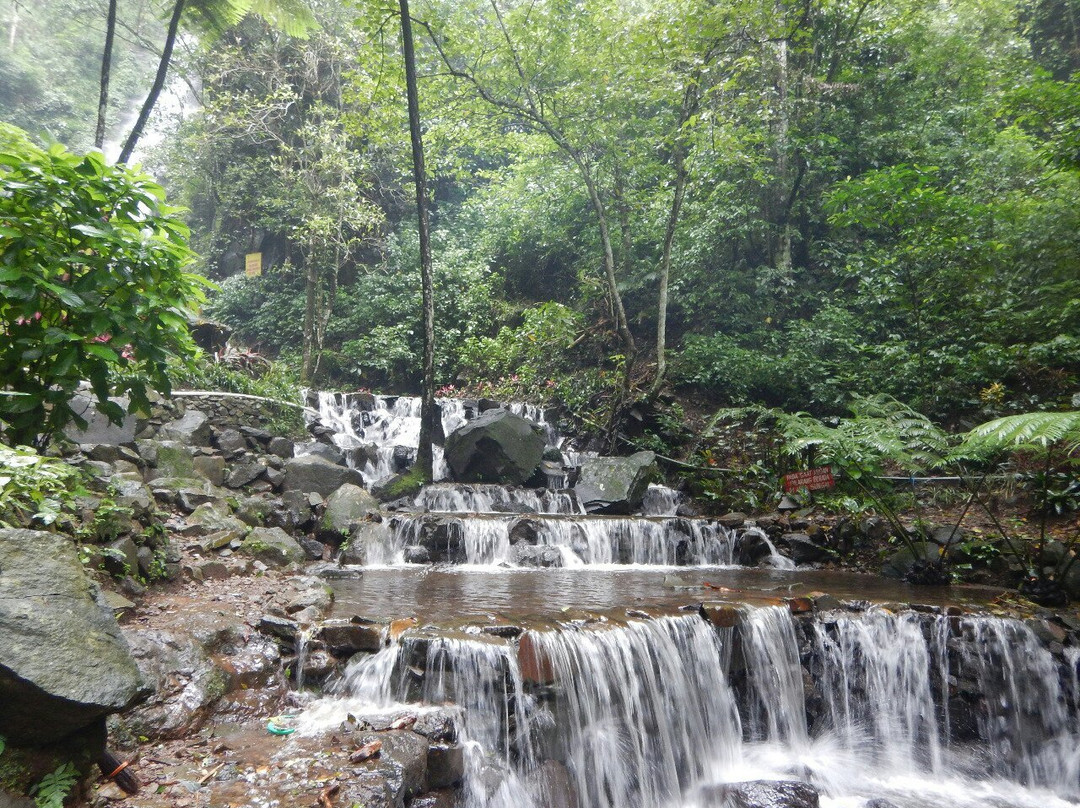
[961,411,1080,455]
[249,0,318,38]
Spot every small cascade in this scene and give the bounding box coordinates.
[380,513,735,566]
[740,605,809,746]
[641,483,682,516]
[810,608,942,772]
[951,617,1080,792]
[415,483,584,515]
[294,625,315,690]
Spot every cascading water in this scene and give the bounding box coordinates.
[307,392,567,484]
[641,483,682,516]
[415,483,584,515]
[378,513,735,566]
[306,606,1080,808]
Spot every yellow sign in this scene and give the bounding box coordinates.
[245,252,263,277]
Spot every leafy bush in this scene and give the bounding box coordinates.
[0,124,208,446]
[0,444,88,529]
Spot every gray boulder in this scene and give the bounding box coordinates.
[146,440,196,480]
[444,409,545,485]
[240,527,306,567]
[574,451,657,514]
[881,542,942,579]
[0,529,148,745]
[340,521,393,564]
[319,483,382,541]
[158,409,213,446]
[283,454,366,497]
[63,393,136,445]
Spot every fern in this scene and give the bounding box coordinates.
[954,411,1080,461]
[31,762,78,808]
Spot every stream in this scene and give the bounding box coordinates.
[293,393,1080,808]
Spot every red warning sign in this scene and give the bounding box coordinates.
[783,467,835,493]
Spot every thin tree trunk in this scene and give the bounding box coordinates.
[301,257,319,383]
[95,0,119,150]
[648,148,687,399]
[399,0,435,481]
[119,0,185,163]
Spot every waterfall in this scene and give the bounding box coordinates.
[416,483,584,515]
[306,599,1080,808]
[641,483,682,516]
[379,513,736,566]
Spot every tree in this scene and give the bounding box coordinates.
[0,124,208,446]
[398,0,436,481]
[95,0,119,149]
[119,0,317,163]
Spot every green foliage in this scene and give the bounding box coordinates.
[0,444,88,529]
[0,125,209,446]
[30,762,78,808]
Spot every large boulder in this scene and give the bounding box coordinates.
[283,454,366,497]
[0,529,148,745]
[62,393,136,445]
[319,483,382,541]
[574,451,657,514]
[240,527,306,567]
[444,409,545,485]
[158,409,213,446]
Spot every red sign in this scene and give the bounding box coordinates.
[783,467,835,493]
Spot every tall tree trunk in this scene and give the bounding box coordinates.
[119,0,185,163]
[399,0,435,481]
[648,147,687,399]
[774,33,792,276]
[95,0,119,150]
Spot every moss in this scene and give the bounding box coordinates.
[374,468,426,502]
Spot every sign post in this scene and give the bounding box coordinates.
[245,252,263,277]
[783,467,835,493]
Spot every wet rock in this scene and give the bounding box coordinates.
[340,521,393,564]
[186,501,248,538]
[509,544,563,568]
[780,533,832,564]
[526,760,579,808]
[320,619,384,655]
[283,454,367,497]
[859,515,892,543]
[240,527,306,567]
[119,629,227,740]
[702,604,741,627]
[0,529,148,744]
[700,779,819,808]
[258,614,299,643]
[287,578,334,617]
[320,483,382,541]
[426,743,465,789]
[718,512,748,529]
[241,425,274,444]
[413,709,457,742]
[299,536,328,560]
[509,516,543,544]
[159,409,213,446]
[409,791,457,808]
[864,800,901,808]
[928,525,968,551]
[809,592,842,612]
[444,408,546,485]
[101,536,139,577]
[736,530,773,566]
[519,632,555,685]
[575,451,657,514]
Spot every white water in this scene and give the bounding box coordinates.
[641,483,682,516]
[378,513,736,566]
[305,607,1080,808]
[307,392,566,485]
[416,483,585,515]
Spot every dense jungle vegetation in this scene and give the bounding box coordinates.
[2,0,1079,425]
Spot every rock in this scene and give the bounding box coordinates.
[426,744,466,790]
[864,801,901,808]
[699,780,820,808]
[736,530,773,566]
[341,521,393,565]
[158,409,213,446]
[136,545,156,578]
[701,604,741,627]
[574,452,657,514]
[296,441,346,465]
[286,578,334,616]
[299,536,327,560]
[928,525,968,550]
[319,484,382,541]
[319,619,384,655]
[859,515,892,543]
[881,542,942,579]
[186,501,248,540]
[444,408,546,485]
[102,536,139,577]
[509,544,564,568]
[225,461,266,488]
[809,592,842,611]
[191,454,225,486]
[215,428,246,455]
[0,529,148,744]
[241,425,274,444]
[110,477,153,518]
[283,454,367,497]
[267,436,295,458]
[718,512,748,528]
[240,527,306,567]
[526,760,579,808]
[147,440,196,480]
[518,632,555,685]
[258,614,299,643]
[63,393,136,445]
[780,533,833,564]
